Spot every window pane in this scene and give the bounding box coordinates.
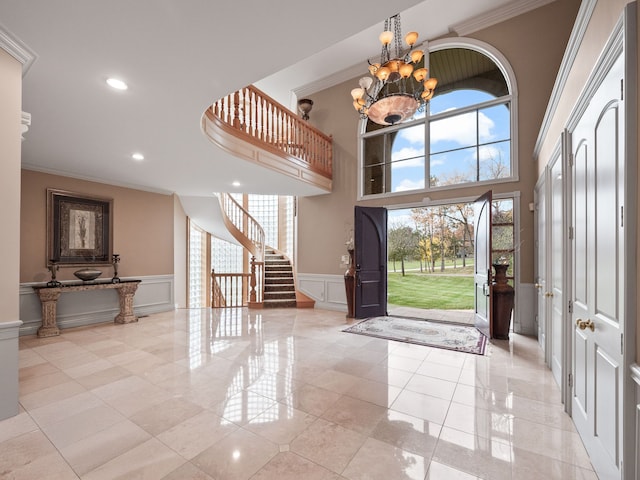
[391,157,425,192]
[479,104,510,143]
[493,225,513,251]
[493,199,514,223]
[364,135,387,167]
[431,90,495,115]
[364,165,385,195]
[478,141,510,181]
[430,147,477,187]
[390,124,425,193]
[430,111,478,153]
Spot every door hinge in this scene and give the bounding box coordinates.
[569,152,574,167]
[568,373,573,388]
[568,226,574,240]
[568,300,573,314]
[621,79,624,100]
[621,206,624,227]
[621,333,624,354]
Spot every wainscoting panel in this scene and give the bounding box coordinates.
[19,274,174,336]
[297,273,347,312]
[515,283,536,335]
[0,320,21,420]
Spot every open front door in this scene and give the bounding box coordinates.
[474,191,492,338]
[354,206,387,318]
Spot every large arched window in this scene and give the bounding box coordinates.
[360,40,517,197]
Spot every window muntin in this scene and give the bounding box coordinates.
[361,46,513,197]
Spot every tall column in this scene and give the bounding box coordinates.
[0,44,25,420]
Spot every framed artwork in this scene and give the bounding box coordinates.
[47,189,113,266]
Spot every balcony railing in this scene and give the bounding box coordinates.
[204,85,332,190]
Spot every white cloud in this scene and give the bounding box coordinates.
[391,146,424,165]
[398,125,424,144]
[477,144,501,162]
[431,111,495,145]
[394,179,424,192]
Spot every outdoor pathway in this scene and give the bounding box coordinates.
[387,305,475,325]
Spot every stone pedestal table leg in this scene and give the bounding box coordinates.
[36,289,61,337]
[115,283,139,324]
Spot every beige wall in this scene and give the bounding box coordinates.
[0,51,22,321]
[298,0,580,285]
[21,170,175,283]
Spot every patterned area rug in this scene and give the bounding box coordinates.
[343,316,487,355]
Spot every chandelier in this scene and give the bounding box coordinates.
[350,14,437,126]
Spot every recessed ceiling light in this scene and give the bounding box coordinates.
[131,152,144,161]
[232,181,241,187]
[106,78,128,90]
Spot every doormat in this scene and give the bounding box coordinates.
[343,316,487,355]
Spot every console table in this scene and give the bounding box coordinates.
[32,279,141,337]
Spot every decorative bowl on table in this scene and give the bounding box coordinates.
[73,268,102,281]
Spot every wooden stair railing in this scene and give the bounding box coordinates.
[217,193,265,263]
[217,193,265,307]
[203,85,333,192]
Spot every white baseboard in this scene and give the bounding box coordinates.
[19,274,174,336]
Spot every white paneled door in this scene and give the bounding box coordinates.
[474,191,492,338]
[534,180,546,355]
[549,154,564,389]
[571,53,624,480]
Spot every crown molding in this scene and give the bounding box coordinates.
[0,24,36,75]
[451,0,556,36]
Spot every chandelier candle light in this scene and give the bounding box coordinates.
[351,14,437,125]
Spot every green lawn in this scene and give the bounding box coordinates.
[387,272,474,310]
[388,259,474,273]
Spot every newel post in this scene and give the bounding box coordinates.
[249,256,257,304]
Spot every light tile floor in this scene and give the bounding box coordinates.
[0,308,597,479]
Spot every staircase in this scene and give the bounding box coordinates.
[263,249,297,308]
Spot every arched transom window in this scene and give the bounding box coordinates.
[360,41,517,197]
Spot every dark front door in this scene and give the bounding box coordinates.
[354,206,387,318]
[474,191,492,337]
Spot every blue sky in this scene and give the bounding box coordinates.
[390,90,510,191]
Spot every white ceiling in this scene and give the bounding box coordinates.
[2,0,530,200]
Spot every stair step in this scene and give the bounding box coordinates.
[265,279,293,285]
[263,299,297,308]
[264,284,295,292]
[265,273,293,278]
[264,292,297,300]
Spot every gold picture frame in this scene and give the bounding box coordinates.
[47,189,113,266]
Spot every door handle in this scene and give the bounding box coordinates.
[535,283,543,289]
[576,318,595,331]
[545,292,554,297]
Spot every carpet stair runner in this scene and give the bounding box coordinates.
[263,249,297,308]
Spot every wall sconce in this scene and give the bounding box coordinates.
[297,98,313,120]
